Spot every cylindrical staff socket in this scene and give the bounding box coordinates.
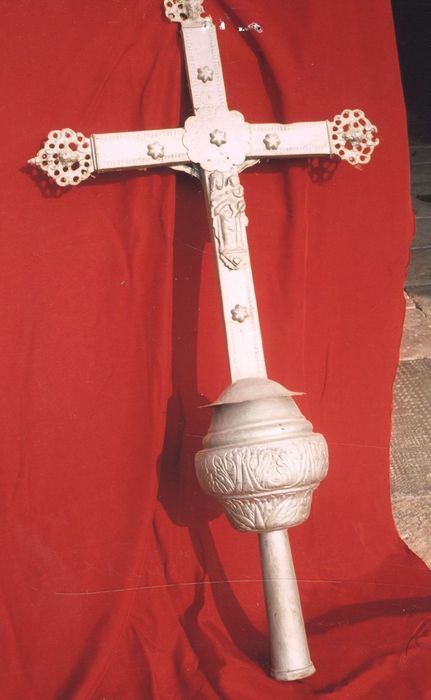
[259,529,315,680]
[195,378,328,680]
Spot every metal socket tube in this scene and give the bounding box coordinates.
[259,529,315,681]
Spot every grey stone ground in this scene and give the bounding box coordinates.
[391,142,431,568]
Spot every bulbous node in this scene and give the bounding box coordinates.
[195,378,328,533]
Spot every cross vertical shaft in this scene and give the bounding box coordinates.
[179,16,267,380]
[177,8,316,680]
[201,167,267,380]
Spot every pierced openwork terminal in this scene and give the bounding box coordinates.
[29,128,94,187]
[329,109,379,165]
[163,0,207,23]
[29,0,379,683]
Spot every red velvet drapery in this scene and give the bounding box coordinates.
[1,0,430,697]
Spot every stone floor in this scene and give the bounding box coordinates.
[391,142,431,568]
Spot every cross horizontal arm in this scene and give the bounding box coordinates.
[29,106,379,188]
[28,127,190,187]
[248,108,379,165]
[93,128,188,171]
[248,121,331,159]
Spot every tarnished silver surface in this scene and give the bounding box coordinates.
[181,22,228,110]
[202,167,267,380]
[164,0,207,23]
[259,531,316,681]
[28,2,379,683]
[196,377,327,679]
[30,108,378,183]
[328,109,379,165]
[29,128,94,186]
[92,128,187,171]
[196,378,328,532]
[208,169,249,270]
[248,121,331,158]
[183,108,249,171]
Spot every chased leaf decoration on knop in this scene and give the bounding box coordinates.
[195,433,327,532]
[222,489,314,532]
[196,437,328,498]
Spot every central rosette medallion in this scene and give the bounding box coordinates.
[183,107,250,172]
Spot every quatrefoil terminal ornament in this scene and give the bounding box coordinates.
[29,128,94,187]
[164,0,206,23]
[328,109,379,165]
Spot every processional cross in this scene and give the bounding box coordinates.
[30,0,379,682]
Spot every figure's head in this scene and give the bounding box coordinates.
[211,171,225,191]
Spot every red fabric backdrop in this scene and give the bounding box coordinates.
[1,0,430,697]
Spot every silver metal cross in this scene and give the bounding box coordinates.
[29,0,379,682]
